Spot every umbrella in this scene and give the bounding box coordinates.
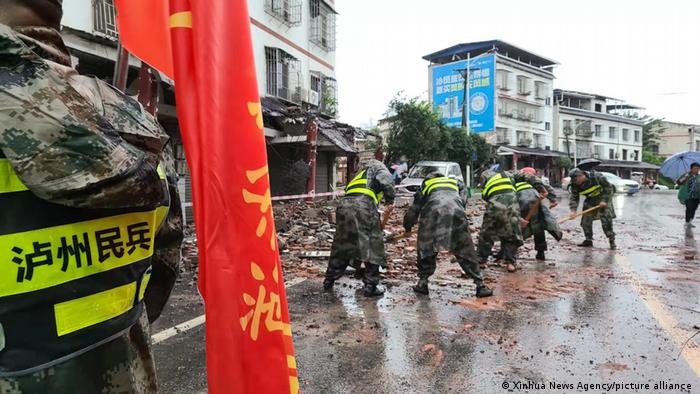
[578,158,601,171]
[660,151,700,180]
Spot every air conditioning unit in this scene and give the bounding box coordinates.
[308,90,320,106]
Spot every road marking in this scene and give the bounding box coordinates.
[152,277,308,345]
[615,254,700,378]
[152,314,206,344]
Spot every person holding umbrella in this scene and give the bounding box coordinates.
[676,162,700,227]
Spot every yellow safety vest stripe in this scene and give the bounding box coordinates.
[581,185,602,196]
[515,182,533,192]
[345,187,378,203]
[0,159,166,194]
[484,174,515,197]
[54,281,138,337]
[422,178,459,195]
[0,206,168,298]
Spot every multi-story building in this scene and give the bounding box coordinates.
[250,0,338,118]
[552,90,659,178]
[652,121,700,158]
[423,40,558,149]
[423,40,568,183]
[553,90,644,163]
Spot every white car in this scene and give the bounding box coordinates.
[653,184,669,190]
[399,161,463,193]
[562,172,640,195]
[599,172,640,195]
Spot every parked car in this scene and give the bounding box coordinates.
[399,161,463,193]
[653,184,669,190]
[599,172,640,195]
[561,172,640,195]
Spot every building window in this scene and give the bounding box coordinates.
[516,131,531,146]
[496,70,510,90]
[265,47,301,103]
[622,149,628,160]
[609,126,617,139]
[609,149,616,159]
[265,0,302,26]
[634,129,640,142]
[93,0,118,38]
[534,81,546,99]
[622,128,629,141]
[545,122,551,131]
[310,0,336,51]
[496,128,510,144]
[517,76,531,96]
[595,103,602,112]
[594,145,603,158]
[594,124,602,137]
[563,119,573,135]
[696,141,700,151]
[634,150,639,160]
[545,97,551,106]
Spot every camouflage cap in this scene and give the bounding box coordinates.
[568,168,585,178]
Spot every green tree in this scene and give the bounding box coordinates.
[620,112,667,151]
[384,95,491,168]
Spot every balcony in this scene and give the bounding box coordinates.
[517,138,532,147]
[93,0,118,39]
[265,0,302,26]
[496,135,511,145]
[575,128,594,138]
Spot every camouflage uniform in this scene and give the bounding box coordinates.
[324,160,395,288]
[403,174,484,287]
[476,171,546,264]
[0,25,183,393]
[517,183,562,253]
[569,170,616,244]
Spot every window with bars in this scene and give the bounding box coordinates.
[93,0,118,38]
[634,129,640,142]
[310,0,336,51]
[265,47,301,103]
[609,126,617,139]
[622,128,629,141]
[265,0,302,26]
[594,125,602,137]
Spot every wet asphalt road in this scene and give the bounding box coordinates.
[152,191,700,393]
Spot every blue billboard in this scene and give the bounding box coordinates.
[431,54,496,132]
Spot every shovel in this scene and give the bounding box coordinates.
[558,204,604,224]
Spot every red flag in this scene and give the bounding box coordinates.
[113,0,173,78]
[115,1,299,393]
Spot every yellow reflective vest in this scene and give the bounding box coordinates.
[0,157,169,375]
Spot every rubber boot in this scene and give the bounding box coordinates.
[476,285,494,298]
[323,278,334,291]
[609,239,617,250]
[506,262,516,273]
[413,278,429,295]
[536,251,546,261]
[578,240,593,247]
[363,284,385,297]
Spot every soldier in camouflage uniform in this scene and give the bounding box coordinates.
[514,167,562,261]
[0,1,183,392]
[324,159,395,297]
[568,168,616,249]
[476,169,548,272]
[403,172,493,297]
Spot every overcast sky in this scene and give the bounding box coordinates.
[334,0,700,128]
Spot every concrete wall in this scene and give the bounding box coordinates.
[249,0,336,106]
[656,121,700,157]
[62,0,93,32]
[494,56,555,149]
[555,110,643,162]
